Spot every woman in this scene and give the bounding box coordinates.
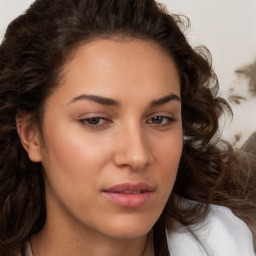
[0,0,255,255]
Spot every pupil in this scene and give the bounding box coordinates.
[152,116,163,124]
[88,117,100,125]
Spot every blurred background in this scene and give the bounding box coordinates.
[1,0,256,147]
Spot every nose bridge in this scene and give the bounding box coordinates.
[114,119,152,170]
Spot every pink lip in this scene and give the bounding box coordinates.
[102,182,154,208]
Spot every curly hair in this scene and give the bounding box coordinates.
[0,0,255,255]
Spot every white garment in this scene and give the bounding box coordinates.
[167,202,255,255]
[25,202,255,256]
[25,242,33,256]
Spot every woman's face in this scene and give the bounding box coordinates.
[37,39,183,239]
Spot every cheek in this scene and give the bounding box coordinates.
[153,131,183,190]
[40,131,114,221]
[40,121,115,200]
[42,121,113,169]
[155,128,183,165]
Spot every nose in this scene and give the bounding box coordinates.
[113,123,153,170]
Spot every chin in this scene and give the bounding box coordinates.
[97,212,158,240]
[106,227,152,240]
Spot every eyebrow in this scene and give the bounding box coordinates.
[70,94,119,106]
[69,93,181,106]
[150,93,181,106]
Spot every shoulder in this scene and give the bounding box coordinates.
[166,198,255,256]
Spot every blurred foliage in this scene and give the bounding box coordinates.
[236,60,256,96]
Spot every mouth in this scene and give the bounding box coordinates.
[117,191,144,194]
[102,182,154,208]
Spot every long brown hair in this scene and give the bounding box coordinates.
[0,1,255,255]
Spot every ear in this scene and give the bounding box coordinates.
[16,112,42,162]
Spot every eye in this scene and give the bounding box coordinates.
[85,117,104,125]
[79,117,111,129]
[147,116,175,126]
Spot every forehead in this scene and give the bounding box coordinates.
[51,38,180,105]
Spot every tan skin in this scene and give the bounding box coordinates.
[17,39,183,256]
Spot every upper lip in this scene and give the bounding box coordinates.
[102,182,154,193]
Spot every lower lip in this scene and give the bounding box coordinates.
[102,192,152,208]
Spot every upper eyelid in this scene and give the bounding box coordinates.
[79,117,112,128]
[146,111,176,119]
[77,112,110,119]
[75,106,178,118]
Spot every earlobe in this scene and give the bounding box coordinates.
[16,113,42,163]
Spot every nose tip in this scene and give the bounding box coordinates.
[113,129,153,170]
[125,151,151,170]
[114,148,151,170]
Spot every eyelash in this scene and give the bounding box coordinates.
[79,117,110,129]
[146,116,175,126]
[79,115,175,130]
